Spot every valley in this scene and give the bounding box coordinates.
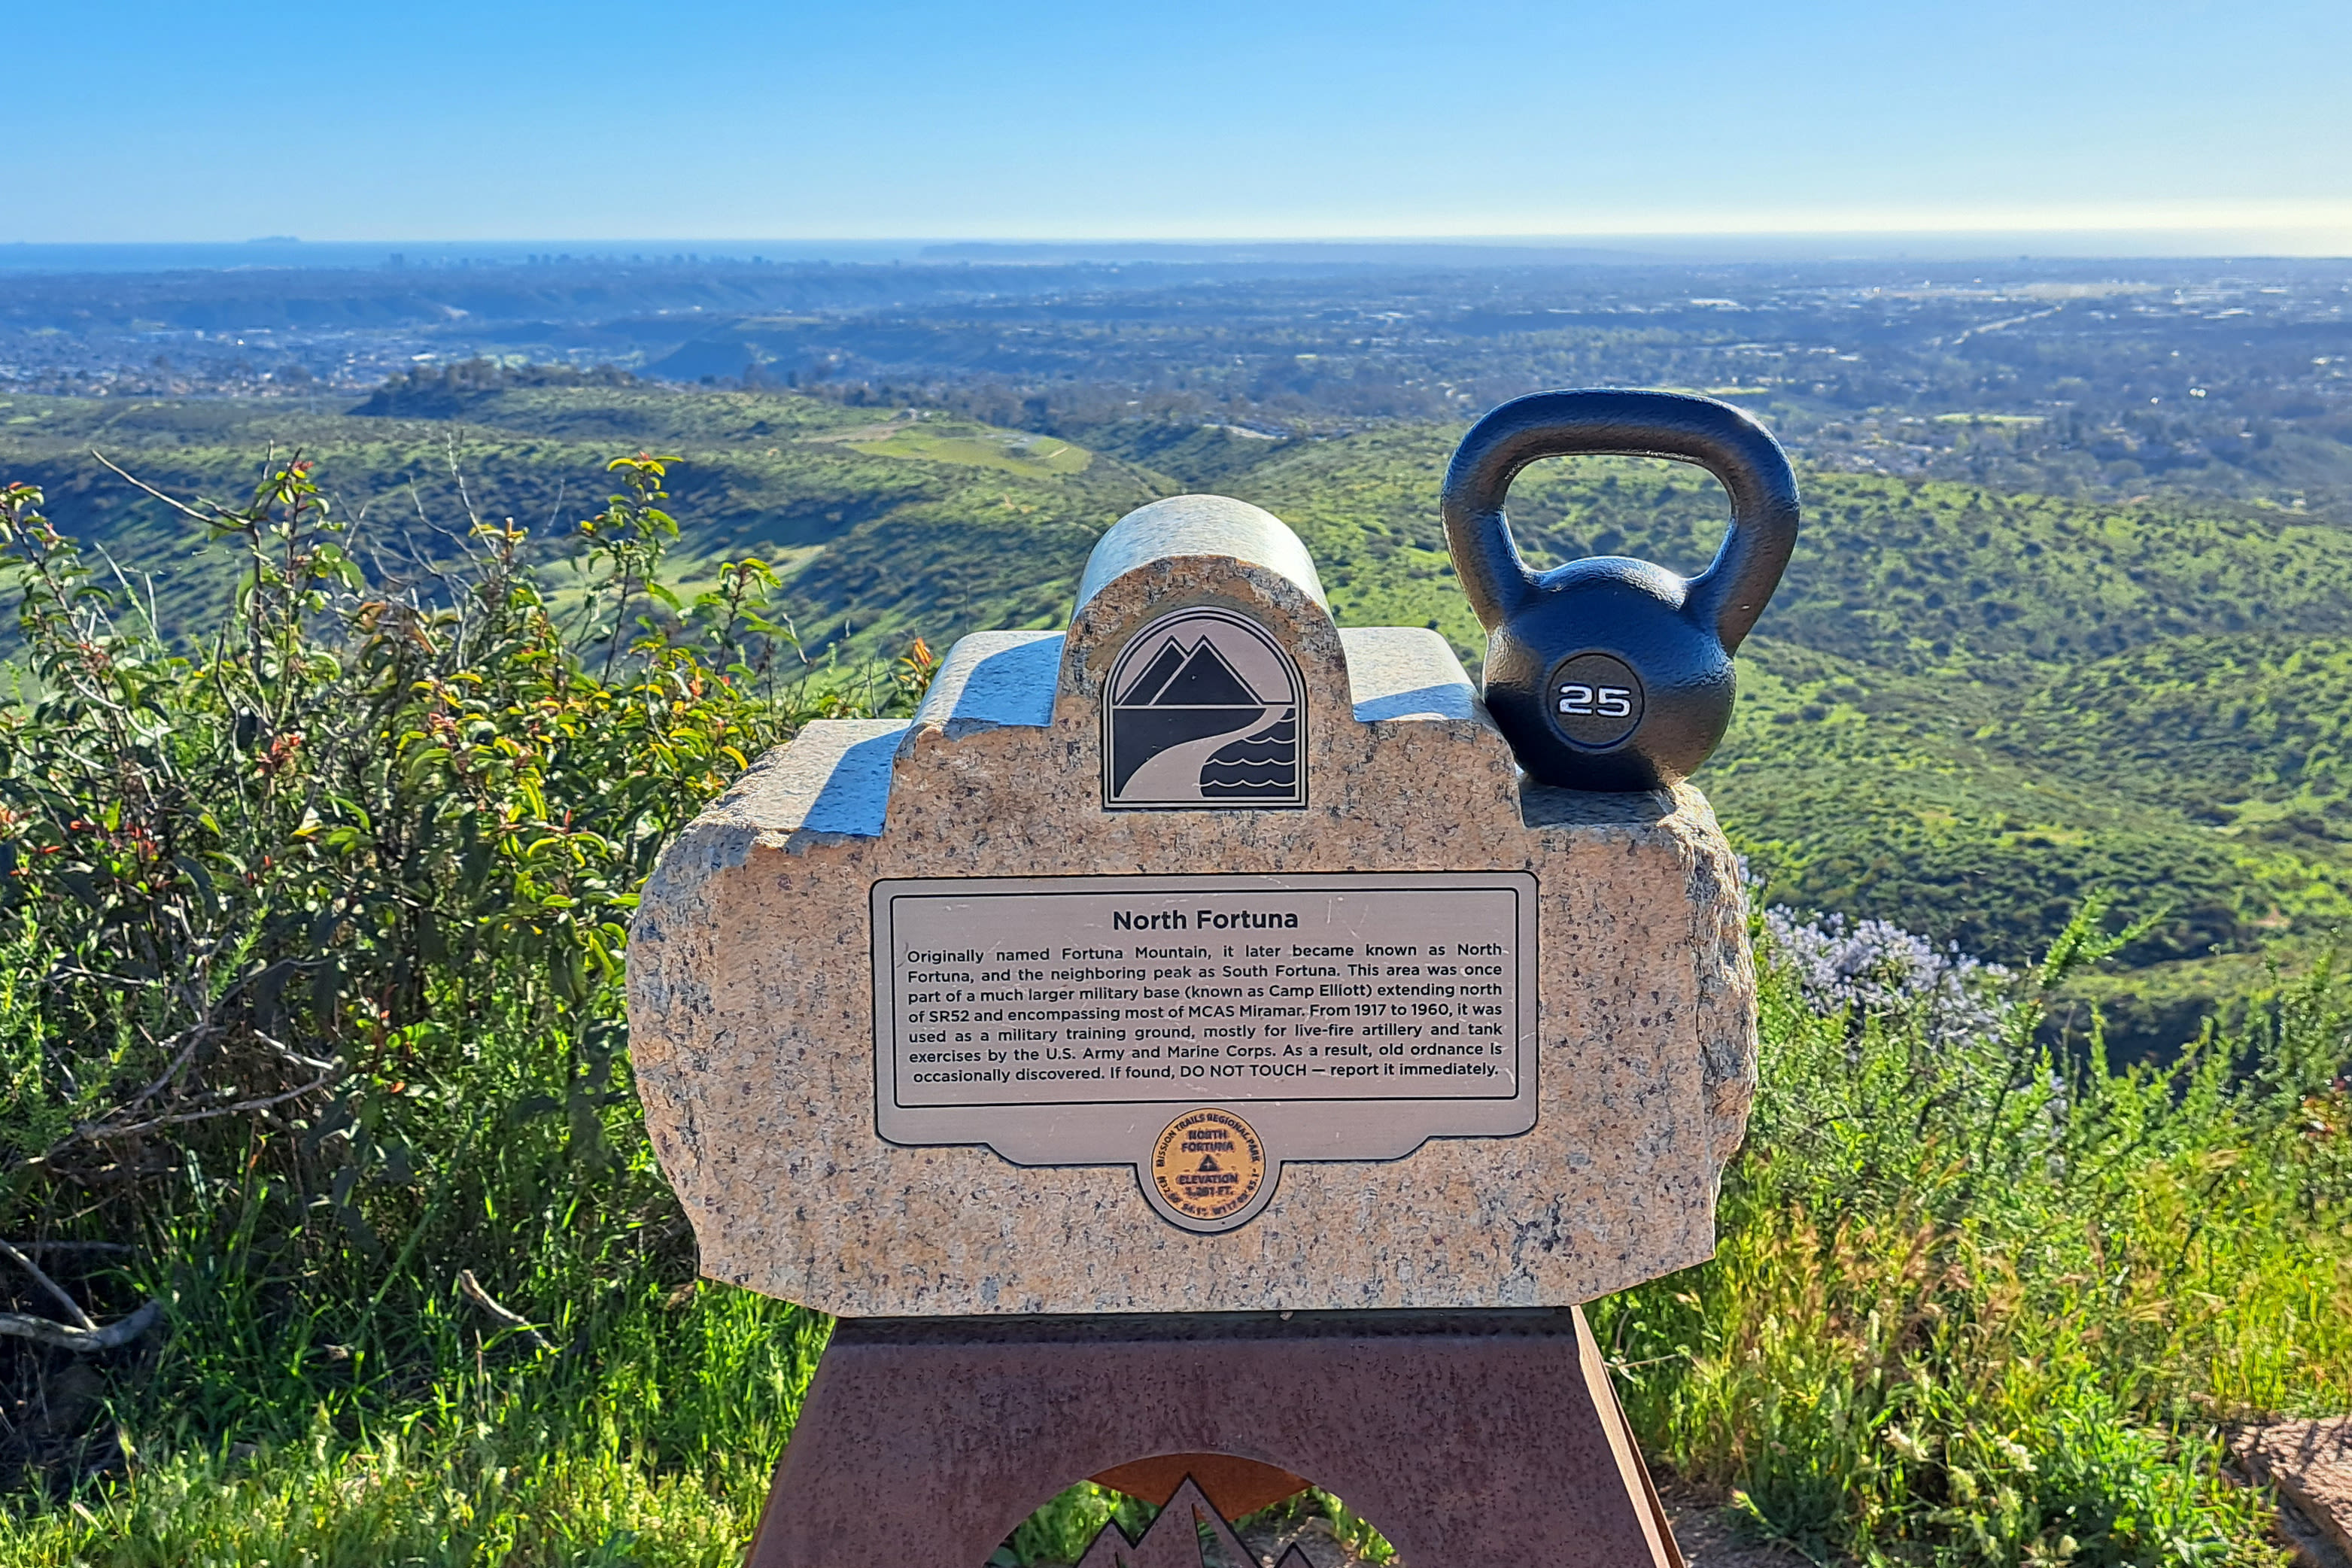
[3,372,2346,1056]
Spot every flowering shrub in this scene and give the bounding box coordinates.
[1762,904,2012,1041]
[1600,898,2350,1567]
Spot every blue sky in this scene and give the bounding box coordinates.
[6,0,2348,248]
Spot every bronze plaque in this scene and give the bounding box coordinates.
[871,872,1538,1231]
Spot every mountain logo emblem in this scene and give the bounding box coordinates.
[1103,608,1305,810]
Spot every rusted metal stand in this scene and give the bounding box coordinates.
[746,1307,1682,1568]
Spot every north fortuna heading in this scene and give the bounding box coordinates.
[1113,907,1302,931]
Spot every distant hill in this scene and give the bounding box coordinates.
[0,383,1173,648]
[1225,428,2352,1014]
[3,380,2344,1054]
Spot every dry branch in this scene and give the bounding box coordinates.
[0,1238,95,1331]
[58,1067,342,1150]
[458,1269,555,1352]
[0,1299,161,1353]
[5,1241,133,1257]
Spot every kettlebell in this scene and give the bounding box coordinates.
[1442,389,1799,792]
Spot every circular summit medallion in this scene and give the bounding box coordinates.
[1151,1108,1266,1225]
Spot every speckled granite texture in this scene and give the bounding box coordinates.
[2236,1419,2352,1567]
[628,495,1758,1316]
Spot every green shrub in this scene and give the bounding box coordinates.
[0,454,2341,1566]
[0,457,904,1560]
[1596,904,2351,1566]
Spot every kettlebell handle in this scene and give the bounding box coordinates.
[1441,389,1800,652]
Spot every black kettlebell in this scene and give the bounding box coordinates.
[1442,389,1799,792]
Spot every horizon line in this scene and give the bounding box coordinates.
[6,227,2350,243]
[6,224,2352,265]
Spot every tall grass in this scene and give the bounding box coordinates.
[0,1290,823,1567]
[0,459,2341,1565]
[1596,909,2352,1566]
[0,460,874,1563]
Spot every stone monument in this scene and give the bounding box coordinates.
[630,390,1797,1568]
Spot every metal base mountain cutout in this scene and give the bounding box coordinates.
[1069,1475,1314,1568]
[743,1309,1684,1568]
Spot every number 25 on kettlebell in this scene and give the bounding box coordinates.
[1556,683,1633,719]
[1442,389,1800,792]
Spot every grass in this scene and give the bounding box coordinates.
[1595,911,2352,1566]
[0,457,846,1565]
[1,903,2338,1566]
[807,415,1099,477]
[0,955,831,1568]
[0,430,2342,1565]
[0,1284,824,1567]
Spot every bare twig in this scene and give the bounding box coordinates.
[116,1016,220,1121]
[0,1299,161,1352]
[42,964,158,989]
[90,449,222,524]
[96,549,169,644]
[252,1031,340,1076]
[4,1241,134,1256]
[445,434,484,533]
[31,1017,217,1162]
[60,1068,341,1148]
[457,1269,554,1352]
[0,1238,95,1331]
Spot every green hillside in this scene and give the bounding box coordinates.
[0,386,1171,649]
[5,382,2347,1053]
[1223,431,2352,1045]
